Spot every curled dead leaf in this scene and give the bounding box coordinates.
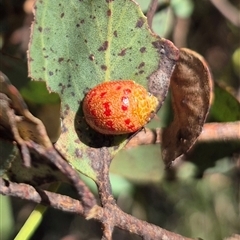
[0,71,52,166]
[162,48,213,166]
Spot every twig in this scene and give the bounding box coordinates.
[125,122,240,149]
[87,205,193,240]
[146,0,158,31]
[172,17,190,48]
[209,0,240,27]
[0,178,193,240]
[0,178,83,215]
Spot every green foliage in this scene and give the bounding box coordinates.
[232,47,240,76]
[137,0,194,37]
[209,83,240,122]
[20,81,60,105]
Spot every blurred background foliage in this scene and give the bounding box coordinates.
[0,0,239,239]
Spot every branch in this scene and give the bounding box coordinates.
[0,178,83,215]
[87,205,193,240]
[210,0,240,27]
[0,178,193,240]
[125,122,240,149]
[146,0,158,31]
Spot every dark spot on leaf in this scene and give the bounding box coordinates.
[67,84,71,88]
[98,41,108,51]
[101,65,107,71]
[76,24,80,27]
[75,149,82,158]
[81,19,84,24]
[113,30,118,37]
[152,41,163,49]
[89,15,96,20]
[71,92,75,96]
[38,27,42,32]
[60,84,66,94]
[43,48,46,50]
[118,48,127,56]
[140,47,146,53]
[136,17,144,28]
[139,70,144,74]
[42,67,46,71]
[58,58,64,63]
[107,9,111,16]
[84,39,88,43]
[62,124,68,133]
[44,55,48,58]
[49,71,53,76]
[138,62,145,69]
[65,104,70,111]
[89,54,94,61]
[60,13,64,18]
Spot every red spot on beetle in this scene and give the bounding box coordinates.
[90,109,97,117]
[106,120,115,130]
[123,88,131,94]
[100,92,107,98]
[125,119,131,125]
[103,102,111,116]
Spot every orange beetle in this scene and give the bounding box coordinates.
[83,80,158,135]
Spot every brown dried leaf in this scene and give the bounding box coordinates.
[162,48,213,166]
[0,71,52,166]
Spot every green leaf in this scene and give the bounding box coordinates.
[171,0,194,18]
[20,81,60,105]
[152,6,174,38]
[110,144,164,183]
[29,0,178,181]
[209,83,240,122]
[232,47,240,76]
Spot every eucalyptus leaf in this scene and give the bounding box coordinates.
[29,0,178,181]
